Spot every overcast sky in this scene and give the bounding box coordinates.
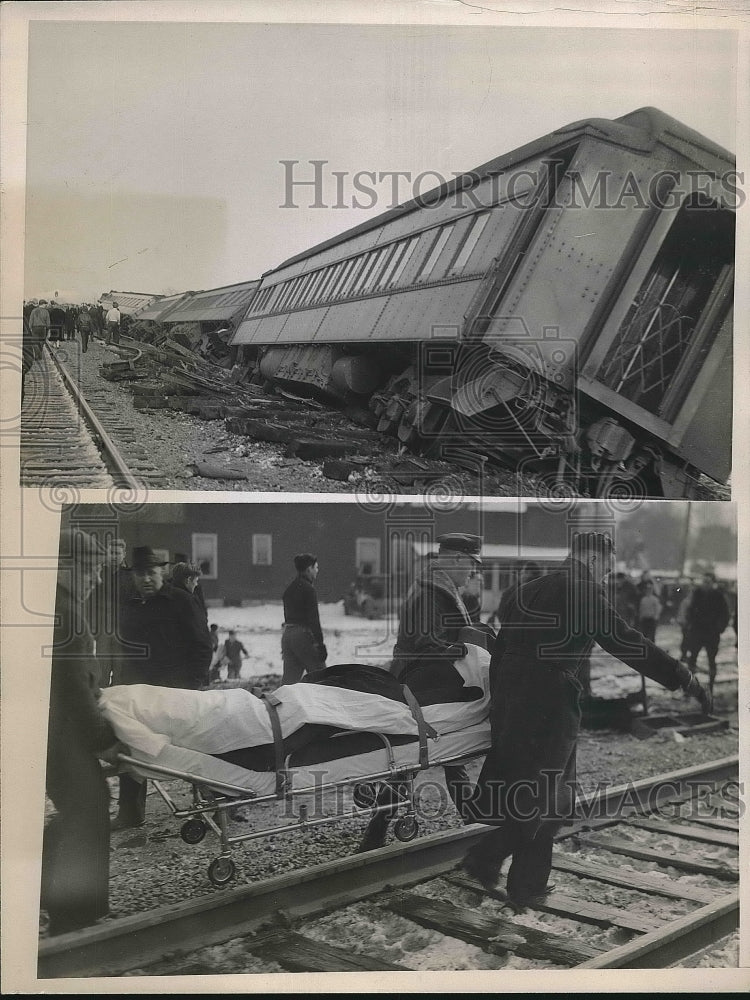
[23,21,737,301]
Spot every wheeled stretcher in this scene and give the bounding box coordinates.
[100,644,492,886]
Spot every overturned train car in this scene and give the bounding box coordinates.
[232,108,735,498]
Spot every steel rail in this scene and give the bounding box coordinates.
[37,754,738,979]
[46,344,141,491]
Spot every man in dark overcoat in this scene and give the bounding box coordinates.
[88,537,134,687]
[112,546,213,829]
[462,532,711,909]
[41,528,120,935]
[359,534,485,851]
[685,571,730,695]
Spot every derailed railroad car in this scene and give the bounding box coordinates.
[232,108,736,498]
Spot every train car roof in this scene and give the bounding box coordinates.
[272,107,734,274]
[133,293,188,322]
[163,279,260,324]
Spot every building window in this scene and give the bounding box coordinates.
[252,533,273,566]
[356,537,381,575]
[192,533,218,579]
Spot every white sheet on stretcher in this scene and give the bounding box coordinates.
[99,645,491,758]
[124,720,492,798]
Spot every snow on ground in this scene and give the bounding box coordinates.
[206,601,399,677]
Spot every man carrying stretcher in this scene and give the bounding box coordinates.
[461,531,712,911]
[359,533,490,850]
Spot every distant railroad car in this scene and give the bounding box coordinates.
[232,108,736,498]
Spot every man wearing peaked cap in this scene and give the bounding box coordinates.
[358,529,485,852]
[41,528,120,935]
[436,533,483,562]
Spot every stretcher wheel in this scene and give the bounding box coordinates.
[180,818,207,844]
[353,782,378,808]
[208,856,236,887]
[394,815,419,842]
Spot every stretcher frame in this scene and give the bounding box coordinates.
[114,726,489,887]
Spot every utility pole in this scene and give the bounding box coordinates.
[680,502,693,577]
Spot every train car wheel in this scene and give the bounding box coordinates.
[208,856,236,886]
[180,818,208,844]
[394,815,419,841]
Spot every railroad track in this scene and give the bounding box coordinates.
[19,342,168,490]
[38,755,739,978]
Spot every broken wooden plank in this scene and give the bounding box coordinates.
[551,853,714,902]
[573,834,739,881]
[287,438,360,460]
[248,930,406,973]
[626,817,738,848]
[227,418,297,443]
[383,890,600,966]
[446,873,658,934]
[189,462,248,481]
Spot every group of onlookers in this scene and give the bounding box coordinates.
[22,300,127,401]
[613,568,733,694]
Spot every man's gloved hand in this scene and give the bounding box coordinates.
[676,662,713,715]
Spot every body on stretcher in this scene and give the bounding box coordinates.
[101,641,492,887]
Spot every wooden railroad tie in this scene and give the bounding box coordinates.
[550,854,715,903]
[446,873,660,934]
[625,817,738,848]
[247,929,407,973]
[382,890,601,966]
[572,834,739,881]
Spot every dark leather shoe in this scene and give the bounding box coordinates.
[110,816,145,832]
[507,882,557,912]
[459,854,501,890]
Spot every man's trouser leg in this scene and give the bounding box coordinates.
[358,780,408,851]
[281,626,323,684]
[505,824,555,904]
[444,764,473,821]
[705,632,720,692]
[42,736,111,933]
[462,824,515,885]
[686,629,702,672]
[116,773,147,825]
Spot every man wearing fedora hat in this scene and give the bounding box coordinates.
[359,533,484,851]
[112,545,213,830]
[41,528,121,935]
